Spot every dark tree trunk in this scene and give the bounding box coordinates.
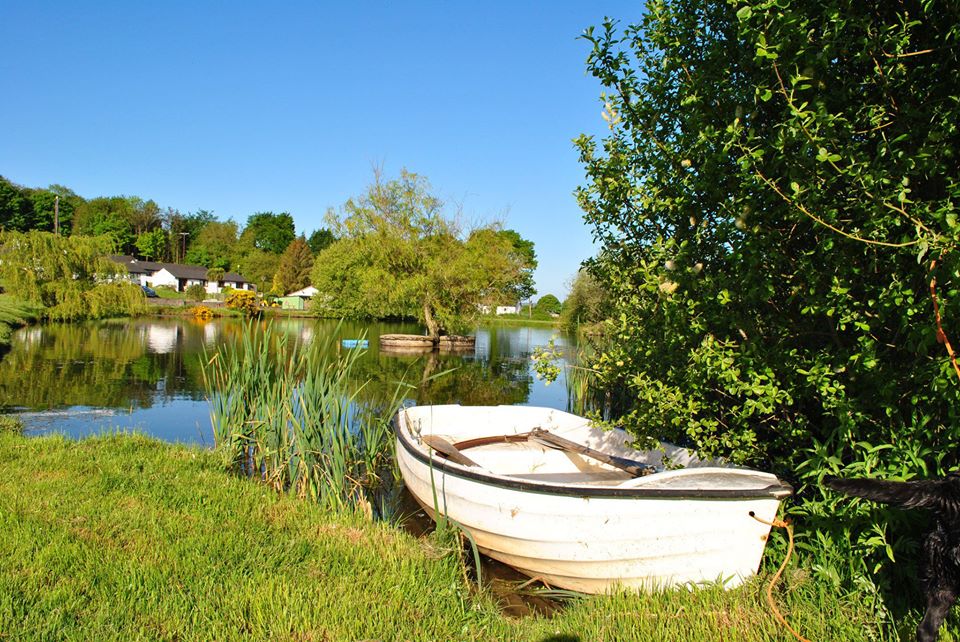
[423,301,440,342]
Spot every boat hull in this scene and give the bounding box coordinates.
[395,405,789,593]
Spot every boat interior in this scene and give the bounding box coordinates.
[399,405,786,492]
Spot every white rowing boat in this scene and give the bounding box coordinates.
[394,404,792,594]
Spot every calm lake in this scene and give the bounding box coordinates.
[0,317,574,444]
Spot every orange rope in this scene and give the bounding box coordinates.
[750,511,812,642]
[929,257,960,385]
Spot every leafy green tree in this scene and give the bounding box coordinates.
[71,196,137,253]
[559,269,610,330]
[0,177,35,231]
[578,0,960,593]
[185,220,237,270]
[275,236,314,295]
[242,211,296,254]
[135,229,167,261]
[0,231,145,320]
[496,229,538,301]
[28,186,80,233]
[128,198,161,236]
[307,227,336,254]
[534,294,561,316]
[311,170,527,339]
[45,185,82,231]
[206,267,225,284]
[235,248,279,293]
[167,209,216,263]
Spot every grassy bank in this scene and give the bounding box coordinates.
[479,315,558,328]
[0,430,909,641]
[0,294,39,348]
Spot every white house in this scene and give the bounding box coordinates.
[111,256,254,294]
[286,286,318,298]
[478,303,520,315]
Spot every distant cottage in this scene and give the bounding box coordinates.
[110,255,254,294]
[278,286,318,310]
[478,303,520,315]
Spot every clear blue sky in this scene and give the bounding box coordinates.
[0,2,644,298]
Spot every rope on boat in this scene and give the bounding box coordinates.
[749,511,812,642]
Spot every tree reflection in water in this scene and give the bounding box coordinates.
[0,317,571,442]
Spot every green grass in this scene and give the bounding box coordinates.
[0,415,23,435]
[0,294,39,347]
[0,430,921,641]
[479,315,558,327]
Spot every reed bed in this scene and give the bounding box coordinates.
[563,342,637,422]
[201,323,404,515]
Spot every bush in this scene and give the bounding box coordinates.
[184,284,206,302]
[577,1,960,601]
[534,294,562,316]
[225,290,259,316]
[192,305,214,320]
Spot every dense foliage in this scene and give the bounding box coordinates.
[307,227,336,254]
[0,232,145,321]
[225,290,259,316]
[0,177,334,294]
[0,177,80,233]
[184,220,239,271]
[241,211,296,255]
[578,0,960,597]
[311,170,535,338]
[184,284,207,302]
[274,235,314,295]
[559,268,611,331]
[534,294,561,315]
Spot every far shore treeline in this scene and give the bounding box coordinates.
[0,171,568,337]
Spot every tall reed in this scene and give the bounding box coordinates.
[564,340,634,421]
[201,322,404,515]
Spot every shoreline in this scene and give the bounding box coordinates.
[0,429,891,641]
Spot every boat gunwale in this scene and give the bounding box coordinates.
[394,411,793,500]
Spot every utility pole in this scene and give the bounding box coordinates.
[179,232,189,263]
[54,196,59,236]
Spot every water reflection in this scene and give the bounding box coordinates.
[0,318,571,443]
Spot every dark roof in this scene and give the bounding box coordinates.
[157,264,249,284]
[110,255,162,275]
[160,263,209,280]
[110,255,248,283]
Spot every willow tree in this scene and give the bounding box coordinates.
[0,231,145,320]
[311,170,531,339]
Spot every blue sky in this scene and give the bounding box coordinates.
[1,2,644,298]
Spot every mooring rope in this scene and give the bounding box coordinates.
[749,511,812,642]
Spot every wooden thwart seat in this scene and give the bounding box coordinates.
[421,428,656,478]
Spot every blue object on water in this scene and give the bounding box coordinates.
[341,339,368,349]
